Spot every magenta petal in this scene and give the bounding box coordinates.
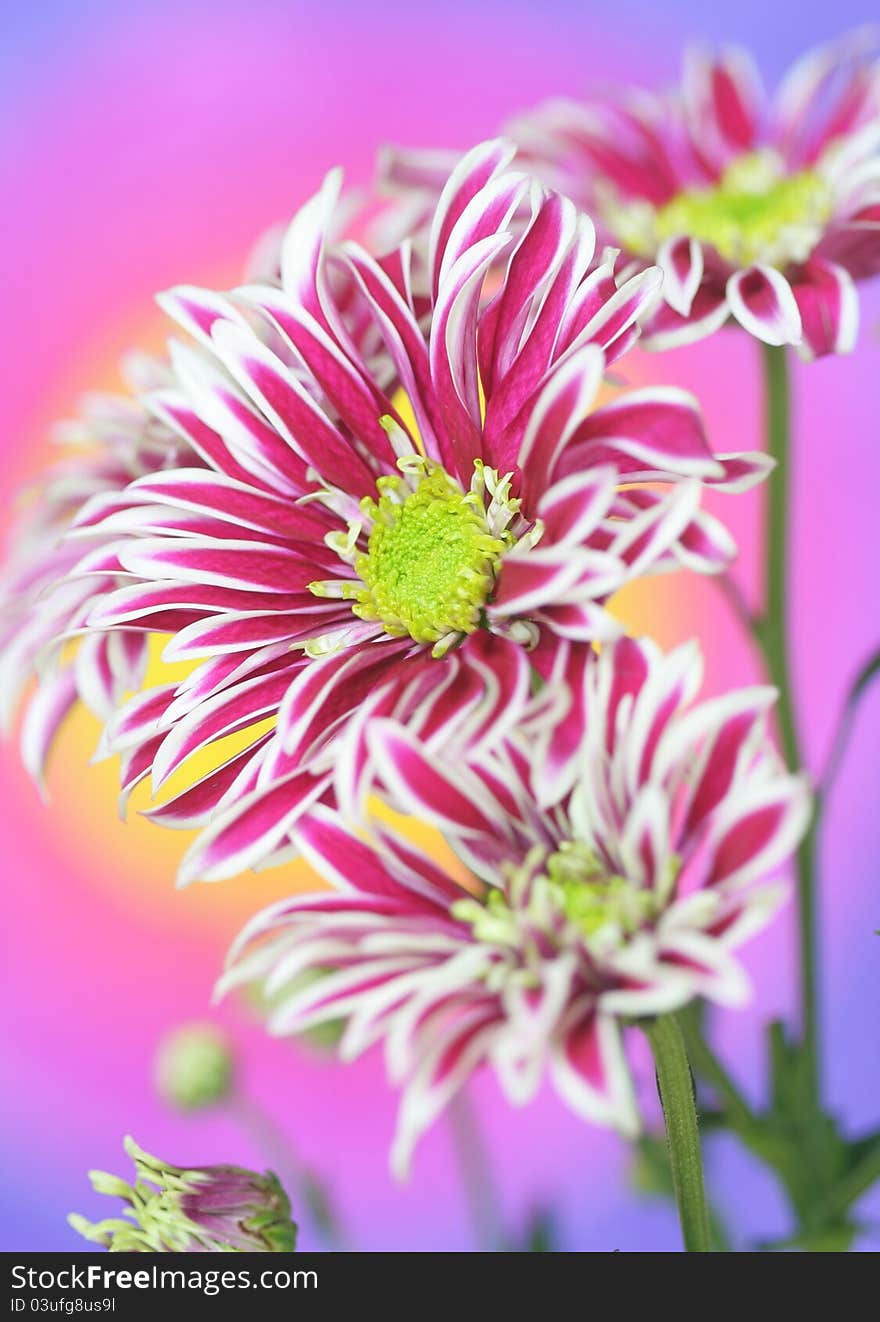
[367,719,508,841]
[428,139,518,297]
[790,258,859,358]
[178,768,331,884]
[657,237,704,317]
[726,265,803,346]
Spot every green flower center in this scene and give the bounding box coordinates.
[452,842,679,957]
[351,462,508,651]
[652,152,832,266]
[545,841,658,936]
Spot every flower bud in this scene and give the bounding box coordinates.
[68,1137,297,1252]
[154,1023,235,1110]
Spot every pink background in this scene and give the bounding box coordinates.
[1,0,878,1250]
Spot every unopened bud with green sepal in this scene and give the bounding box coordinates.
[68,1137,297,1252]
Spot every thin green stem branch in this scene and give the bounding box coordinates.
[448,1089,505,1252]
[754,343,819,1100]
[643,1014,712,1253]
[229,1091,349,1250]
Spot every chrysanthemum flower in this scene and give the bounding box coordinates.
[0,356,197,791]
[221,637,810,1176]
[69,1136,297,1252]
[388,33,880,356]
[72,142,768,880]
[513,31,880,354]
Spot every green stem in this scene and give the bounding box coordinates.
[755,343,819,1100]
[643,1014,712,1252]
[448,1089,505,1251]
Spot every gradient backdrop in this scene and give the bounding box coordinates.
[1,0,878,1252]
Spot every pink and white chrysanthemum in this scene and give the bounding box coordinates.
[0,356,198,792]
[510,31,880,354]
[74,142,768,879]
[221,637,810,1176]
[388,33,880,356]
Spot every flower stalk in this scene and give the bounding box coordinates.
[643,1015,712,1253]
[448,1090,506,1253]
[755,343,818,1100]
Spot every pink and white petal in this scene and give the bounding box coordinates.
[611,479,703,580]
[565,266,663,363]
[161,606,343,660]
[21,668,79,790]
[774,28,880,163]
[231,293,397,470]
[119,537,318,596]
[341,243,443,458]
[618,784,673,893]
[621,638,703,793]
[494,954,577,1105]
[145,733,274,830]
[177,768,332,884]
[166,342,310,495]
[127,469,334,542]
[655,930,751,1007]
[278,167,343,311]
[391,1002,500,1178]
[629,496,736,573]
[657,237,705,317]
[703,451,774,493]
[726,265,803,346]
[431,233,514,473]
[790,259,859,359]
[530,599,623,643]
[209,321,378,496]
[815,203,880,280]
[639,284,731,351]
[68,637,109,724]
[549,1007,639,1137]
[437,168,528,293]
[449,630,532,749]
[536,467,619,548]
[428,139,518,296]
[513,344,605,508]
[669,686,778,837]
[102,682,179,756]
[367,719,512,842]
[156,285,252,351]
[522,640,593,805]
[702,882,789,951]
[481,188,588,393]
[279,638,408,765]
[379,144,463,197]
[566,386,721,482]
[705,773,812,891]
[151,668,293,790]
[683,44,763,169]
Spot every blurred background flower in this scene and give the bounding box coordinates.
[1,0,878,1251]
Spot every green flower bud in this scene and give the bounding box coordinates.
[69,1137,297,1253]
[154,1023,235,1110]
